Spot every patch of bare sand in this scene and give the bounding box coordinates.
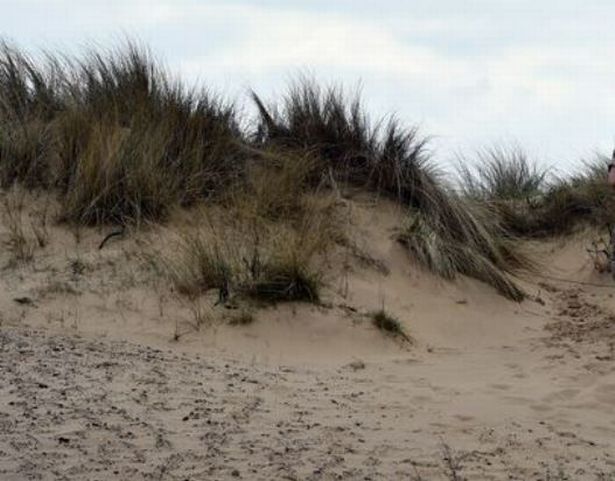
[1,192,615,480]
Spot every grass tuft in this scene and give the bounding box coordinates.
[249,260,321,303]
[398,199,529,301]
[458,150,613,237]
[167,221,325,304]
[370,309,411,342]
[253,78,528,298]
[0,40,245,224]
[458,146,548,201]
[251,78,432,203]
[162,165,337,305]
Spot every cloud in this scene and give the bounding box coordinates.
[165,3,615,165]
[1,0,615,166]
[184,11,468,81]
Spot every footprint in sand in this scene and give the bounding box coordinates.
[594,384,615,405]
[453,414,475,422]
[411,394,433,403]
[489,383,511,391]
[529,403,553,413]
[503,395,534,405]
[542,388,581,403]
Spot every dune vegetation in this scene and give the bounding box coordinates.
[457,146,614,238]
[0,40,611,304]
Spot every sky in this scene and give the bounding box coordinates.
[1,0,614,172]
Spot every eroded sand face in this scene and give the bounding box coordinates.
[1,193,615,480]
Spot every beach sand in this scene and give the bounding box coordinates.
[1,194,615,480]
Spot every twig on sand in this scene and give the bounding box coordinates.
[98,227,126,250]
[441,442,465,481]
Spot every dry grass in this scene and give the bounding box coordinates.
[251,78,432,202]
[0,186,49,266]
[165,204,332,304]
[0,40,572,301]
[159,151,342,305]
[370,308,411,342]
[532,157,613,235]
[227,309,255,326]
[458,146,548,201]
[0,41,244,224]
[252,79,530,299]
[398,199,530,301]
[458,150,613,238]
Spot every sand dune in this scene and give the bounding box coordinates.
[1,195,615,480]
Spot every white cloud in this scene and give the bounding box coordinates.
[178,6,470,81]
[1,0,615,166]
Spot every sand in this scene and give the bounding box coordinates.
[1,192,615,480]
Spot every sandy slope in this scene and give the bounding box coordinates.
[1,192,615,480]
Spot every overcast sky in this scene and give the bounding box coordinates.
[1,0,614,171]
